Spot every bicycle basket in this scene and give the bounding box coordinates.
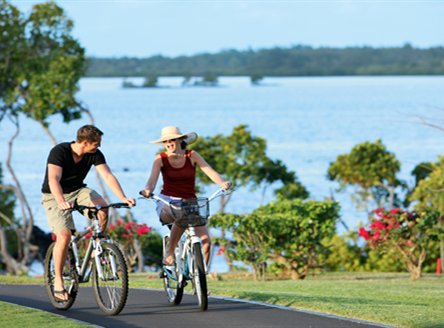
[171,197,209,227]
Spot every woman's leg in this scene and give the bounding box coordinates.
[195,226,211,264]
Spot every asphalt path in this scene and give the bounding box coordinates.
[0,284,388,328]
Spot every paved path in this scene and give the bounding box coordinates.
[0,284,388,328]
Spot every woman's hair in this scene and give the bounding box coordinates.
[180,139,187,150]
[76,125,103,143]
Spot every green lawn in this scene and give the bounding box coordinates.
[0,301,91,327]
[1,272,443,328]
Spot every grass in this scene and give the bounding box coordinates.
[1,272,444,327]
[0,301,90,327]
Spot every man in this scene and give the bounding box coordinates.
[41,125,135,302]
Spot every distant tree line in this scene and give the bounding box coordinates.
[86,44,444,77]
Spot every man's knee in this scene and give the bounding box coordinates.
[56,229,71,245]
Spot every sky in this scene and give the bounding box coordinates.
[11,0,444,58]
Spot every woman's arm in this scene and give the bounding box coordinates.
[141,155,162,196]
[191,151,231,189]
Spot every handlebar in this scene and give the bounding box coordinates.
[69,202,131,213]
[138,187,233,206]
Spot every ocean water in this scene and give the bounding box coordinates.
[1,76,444,272]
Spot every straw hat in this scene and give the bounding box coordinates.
[150,126,198,144]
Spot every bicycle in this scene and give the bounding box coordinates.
[140,187,231,311]
[44,202,131,315]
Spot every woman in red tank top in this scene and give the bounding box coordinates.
[141,126,231,267]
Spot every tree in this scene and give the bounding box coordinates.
[191,125,308,270]
[358,208,442,280]
[210,199,339,280]
[409,156,444,273]
[327,139,403,218]
[0,1,86,274]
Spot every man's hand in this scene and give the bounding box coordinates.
[122,197,136,207]
[57,201,73,210]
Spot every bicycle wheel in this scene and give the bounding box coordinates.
[192,243,208,311]
[44,242,78,310]
[91,242,129,315]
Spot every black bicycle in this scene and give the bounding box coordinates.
[44,203,130,315]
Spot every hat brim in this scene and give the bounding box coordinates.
[150,132,198,144]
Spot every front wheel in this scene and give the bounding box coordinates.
[192,243,208,311]
[44,242,78,310]
[91,242,129,315]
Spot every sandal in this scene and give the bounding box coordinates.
[53,289,69,303]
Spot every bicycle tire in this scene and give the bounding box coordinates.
[162,236,184,305]
[91,242,129,315]
[44,242,78,310]
[192,243,208,311]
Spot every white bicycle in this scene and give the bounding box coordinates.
[140,187,231,311]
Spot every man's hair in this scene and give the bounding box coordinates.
[76,125,103,143]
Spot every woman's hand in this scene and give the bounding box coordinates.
[220,181,232,190]
[140,188,152,198]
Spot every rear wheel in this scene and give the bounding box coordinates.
[44,242,78,310]
[162,236,184,305]
[192,243,208,311]
[92,242,129,315]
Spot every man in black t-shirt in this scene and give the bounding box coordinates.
[42,125,135,302]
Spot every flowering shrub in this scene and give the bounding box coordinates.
[358,208,441,280]
[107,218,158,271]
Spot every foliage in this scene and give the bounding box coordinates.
[11,1,86,126]
[0,0,25,121]
[210,199,339,280]
[142,75,158,88]
[191,124,308,198]
[358,208,443,280]
[410,157,444,211]
[107,217,162,270]
[327,139,403,213]
[85,44,444,77]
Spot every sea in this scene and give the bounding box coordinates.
[1,76,444,273]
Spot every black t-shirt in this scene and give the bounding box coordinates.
[41,142,106,193]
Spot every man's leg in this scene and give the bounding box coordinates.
[53,229,71,301]
[43,192,75,301]
[76,188,108,232]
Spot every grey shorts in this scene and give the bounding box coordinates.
[42,187,103,233]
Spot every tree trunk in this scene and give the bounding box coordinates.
[5,122,34,268]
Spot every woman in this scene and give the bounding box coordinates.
[141,126,231,268]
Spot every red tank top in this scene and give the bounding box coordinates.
[160,150,196,198]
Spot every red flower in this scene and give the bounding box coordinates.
[390,208,402,215]
[370,220,386,230]
[358,227,371,241]
[374,208,384,217]
[108,224,116,231]
[372,230,381,241]
[137,224,151,236]
[216,246,225,256]
[85,231,93,240]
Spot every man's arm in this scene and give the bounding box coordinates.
[48,164,72,210]
[95,164,135,206]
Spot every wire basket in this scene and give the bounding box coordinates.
[170,197,209,228]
